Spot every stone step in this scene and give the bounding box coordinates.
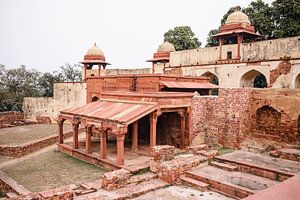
[210,161,238,171]
[111,178,169,200]
[179,175,209,191]
[277,148,300,162]
[185,169,254,199]
[128,172,157,185]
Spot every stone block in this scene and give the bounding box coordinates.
[150,145,175,162]
[187,144,208,154]
[196,150,218,160]
[102,169,131,190]
[157,155,207,184]
[39,187,74,200]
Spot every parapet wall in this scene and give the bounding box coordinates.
[191,88,300,148]
[170,36,300,66]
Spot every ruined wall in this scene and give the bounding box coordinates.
[191,88,300,148]
[84,67,151,79]
[23,82,86,121]
[0,112,24,127]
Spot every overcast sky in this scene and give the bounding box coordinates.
[0,0,274,72]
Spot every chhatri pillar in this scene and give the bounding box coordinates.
[86,125,93,154]
[80,43,110,81]
[72,122,80,149]
[179,111,186,149]
[57,118,65,144]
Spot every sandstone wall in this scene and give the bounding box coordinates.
[169,36,300,66]
[191,88,300,148]
[23,82,86,121]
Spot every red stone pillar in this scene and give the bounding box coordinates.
[219,38,224,61]
[116,134,125,165]
[237,34,243,60]
[72,123,79,149]
[150,113,157,147]
[152,62,155,74]
[83,64,87,81]
[186,107,193,145]
[97,64,101,77]
[58,120,64,144]
[100,129,107,159]
[179,112,186,149]
[86,126,92,154]
[131,121,138,152]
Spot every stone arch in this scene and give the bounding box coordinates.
[256,106,281,132]
[240,69,268,88]
[201,71,219,85]
[91,96,99,102]
[295,74,300,89]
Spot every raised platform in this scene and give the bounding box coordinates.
[215,150,300,181]
[58,143,151,173]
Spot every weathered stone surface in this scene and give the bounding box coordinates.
[150,145,175,162]
[0,111,24,128]
[187,144,208,154]
[39,185,75,200]
[196,150,218,160]
[102,169,131,190]
[157,155,207,184]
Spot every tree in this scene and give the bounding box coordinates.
[272,0,300,38]
[163,26,201,51]
[205,29,220,47]
[58,63,82,82]
[0,65,41,111]
[244,0,274,39]
[38,72,62,97]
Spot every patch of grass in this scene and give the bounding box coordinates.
[2,150,107,192]
[217,146,234,155]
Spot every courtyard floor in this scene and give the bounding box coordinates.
[0,148,107,192]
[0,124,72,145]
[133,185,234,200]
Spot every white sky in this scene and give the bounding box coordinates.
[0,0,274,72]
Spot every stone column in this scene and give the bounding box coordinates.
[116,134,125,165]
[237,34,243,60]
[219,38,224,60]
[83,64,87,81]
[97,64,101,77]
[179,112,186,149]
[58,120,64,144]
[150,113,157,147]
[72,122,79,149]
[131,121,138,152]
[100,129,107,159]
[86,126,92,154]
[186,107,193,145]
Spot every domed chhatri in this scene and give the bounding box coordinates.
[212,6,261,63]
[81,43,110,81]
[86,43,105,57]
[157,41,176,53]
[225,10,251,25]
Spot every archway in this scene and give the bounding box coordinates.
[295,74,300,89]
[256,106,281,134]
[201,71,219,95]
[240,70,267,88]
[91,96,99,102]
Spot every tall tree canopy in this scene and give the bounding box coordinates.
[272,0,300,38]
[0,63,82,112]
[205,29,220,47]
[163,26,201,51]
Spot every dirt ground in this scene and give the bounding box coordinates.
[134,185,234,200]
[0,124,72,145]
[0,155,14,164]
[1,149,107,192]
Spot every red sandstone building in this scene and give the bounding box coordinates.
[57,44,218,168]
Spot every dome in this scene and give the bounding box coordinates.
[225,10,250,24]
[86,43,104,57]
[157,41,176,52]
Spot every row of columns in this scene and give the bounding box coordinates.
[58,107,191,165]
[218,34,244,61]
[82,64,106,81]
[58,120,126,165]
